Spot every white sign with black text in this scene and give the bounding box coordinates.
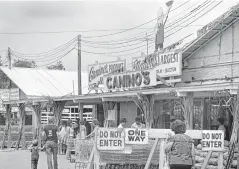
[88,60,126,90]
[201,130,224,151]
[125,128,148,145]
[96,128,124,151]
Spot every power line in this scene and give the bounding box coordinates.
[81,0,211,45]
[81,0,191,39]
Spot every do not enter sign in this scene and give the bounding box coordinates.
[201,130,224,151]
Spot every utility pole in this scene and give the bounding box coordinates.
[78,35,84,121]
[146,33,149,56]
[8,47,11,69]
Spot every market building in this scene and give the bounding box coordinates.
[66,4,239,137]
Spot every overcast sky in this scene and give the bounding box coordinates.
[0,0,237,72]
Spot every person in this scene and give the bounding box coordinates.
[58,121,67,154]
[76,120,87,139]
[28,139,43,169]
[164,120,195,169]
[42,117,59,169]
[84,119,91,136]
[118,118,127,128]
[217,117,229,141]
[131,116,145,129]
[66,119,74,160]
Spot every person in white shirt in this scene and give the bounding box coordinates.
[131,116,145,129]
[118,118,127,129]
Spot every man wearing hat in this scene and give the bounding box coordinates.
[42,116,59,169]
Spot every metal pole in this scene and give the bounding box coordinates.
[146,33,149,56]
[77,35,83,121]
[78,35,82,95]
[8,48,11,69]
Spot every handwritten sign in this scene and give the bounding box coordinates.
[125,129,148,145]
[97,128,124,150]
[88,60,126,90]
[75,139,94,162]
[132,51,182,77]
[201,130,224,151]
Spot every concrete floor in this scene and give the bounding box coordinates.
[0,150,76,169]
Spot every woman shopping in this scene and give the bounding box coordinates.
[164,120,195,169]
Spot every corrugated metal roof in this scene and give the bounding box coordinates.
[0,67,89,97]
[182,3,239,61]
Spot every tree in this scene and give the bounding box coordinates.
[46,61,65,70]
[13,59,37,68]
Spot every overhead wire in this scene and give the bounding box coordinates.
[81,0,211,46]
[81,0,191,39]
[78,1,219,56]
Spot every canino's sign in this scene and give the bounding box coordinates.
[125,129,148,145]
[96,128,124,150]
[88,60,126,90]
[132,51,182,77]
[104,69,156,91]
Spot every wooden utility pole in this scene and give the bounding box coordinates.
[8,48,11,69]
[78,35,83,121]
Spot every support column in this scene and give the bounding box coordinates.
[16,103,26,150]
[1,104,11,149]
[79,103,84,121]
[31,103,42,147]
[52,101,66,127]
[182,93,194,129]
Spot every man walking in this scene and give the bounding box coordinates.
[42,117,58,169]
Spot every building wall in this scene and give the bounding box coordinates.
[183,20,239,82]
[120,102,137,128]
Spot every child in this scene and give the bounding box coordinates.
[28,139,44,169]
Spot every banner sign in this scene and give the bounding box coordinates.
[201,130,224,151]
[104,69,156,91]
[132,51,182,77]
[88,60,126,90]
[125,128,148,145]
[97,128,124,150]
[0,88,20,101]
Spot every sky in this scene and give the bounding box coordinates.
[0,0,237,73]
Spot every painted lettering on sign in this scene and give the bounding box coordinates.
[201,130,224,151]
[97,128,124,150]
[88,60,126,90]
[125,129,148,145]
[132,51,182,77]
[104,69,156,91]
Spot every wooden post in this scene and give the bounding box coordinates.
[94,128,100,169]
[144,138,159,169]
[6,105,12,149]
[159,139,165,169]
[201,151,212,169]
[218,152,223,169]
[21,116,26,150]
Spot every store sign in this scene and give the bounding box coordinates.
[97,128,124,150]
[125,129,148,145]
[104,69,156,91]
[197,8,233,37]
[0,88,20,101]
[88,60,126,90]
[10,88,20,101]
[201,130,224,151]
[132,51,182,77]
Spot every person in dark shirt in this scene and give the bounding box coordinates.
[42,117,59,169]
[84,119,91,136]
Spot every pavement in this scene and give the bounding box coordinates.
[0,150,76,169]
